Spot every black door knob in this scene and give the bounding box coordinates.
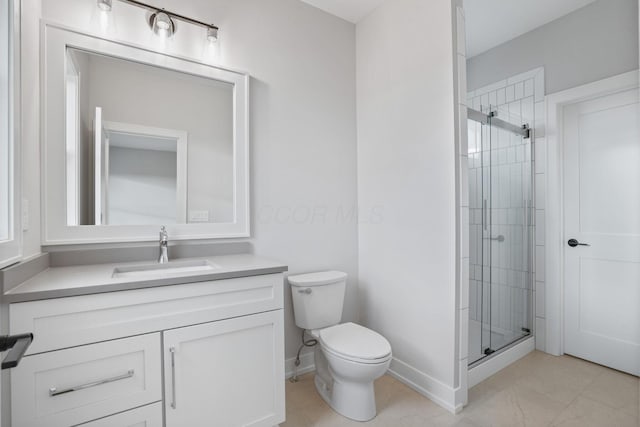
[568,239,590,247]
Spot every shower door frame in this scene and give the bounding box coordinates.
[467,107,535,368]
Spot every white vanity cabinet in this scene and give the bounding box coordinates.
[8,273,285,427]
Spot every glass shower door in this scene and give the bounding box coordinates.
[484,109,533,356]
[468,104,533,365]
[468,112,493,363]
[480,115,492,358]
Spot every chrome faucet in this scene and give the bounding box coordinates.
[158,226,169,264]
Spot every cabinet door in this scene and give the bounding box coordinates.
[163,310,285,427]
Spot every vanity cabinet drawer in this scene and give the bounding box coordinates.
[77,402,163,427]
[10,273,284,354]
[11,333,162,427]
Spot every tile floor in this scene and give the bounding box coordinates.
[282,351,639,427]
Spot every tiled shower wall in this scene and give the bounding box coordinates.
[466,68,547,352]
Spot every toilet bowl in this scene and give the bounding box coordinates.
[311,323,392,422]
[288,271,392,422]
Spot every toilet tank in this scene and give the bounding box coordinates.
[288,271,347,330]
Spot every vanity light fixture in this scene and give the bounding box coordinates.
[97,0,112,12]
[207,27,218,43]
[98,0,219,43]
[150,11,175,37]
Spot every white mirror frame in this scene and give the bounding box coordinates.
[0,0,22,268]
[42,23,250,245]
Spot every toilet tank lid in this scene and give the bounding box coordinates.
[288,271,347,287]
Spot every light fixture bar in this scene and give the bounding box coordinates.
[116,0,219,32]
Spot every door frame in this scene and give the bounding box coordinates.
[544,70,639,356]
[101,120,189,224]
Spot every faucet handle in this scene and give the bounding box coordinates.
[158,226,169,263]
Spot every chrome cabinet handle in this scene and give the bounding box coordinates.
[49,369,134,397]
[298,288,312,295]
[170,347,177,409]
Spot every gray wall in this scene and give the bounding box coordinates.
[467,0,639,94]
[70,49,94,225]
[357,0,459,396]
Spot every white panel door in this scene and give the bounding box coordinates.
[163,310,285,427]
[563,87,640,376]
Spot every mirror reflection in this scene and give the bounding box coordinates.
[65,47,234,226]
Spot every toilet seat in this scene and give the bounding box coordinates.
[319,323,392,364]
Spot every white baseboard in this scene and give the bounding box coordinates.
[468,336,534,388]
[286,353,461,413]
[387,357,459,414]
[285,351,315,379]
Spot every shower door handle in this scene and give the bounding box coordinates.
[568,239,590,248]
[483,200,488,231]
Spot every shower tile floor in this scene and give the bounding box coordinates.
[282,351,639,427]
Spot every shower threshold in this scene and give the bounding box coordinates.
[468,332,532,369]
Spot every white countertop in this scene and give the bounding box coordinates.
[3,254,288,303]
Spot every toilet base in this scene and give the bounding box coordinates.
[315,373,377,422]
[313,348,378,422]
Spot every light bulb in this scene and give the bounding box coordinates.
[150,11,175,37]
[207,27,218,43]
[97,0,112,11]
[156,13,171,30]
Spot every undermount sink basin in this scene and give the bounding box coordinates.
[112,260,220,279]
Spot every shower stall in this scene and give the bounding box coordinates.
[467,103,534,366]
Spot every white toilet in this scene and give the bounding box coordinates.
[289,271,392,422]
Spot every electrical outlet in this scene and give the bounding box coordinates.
[189,210,210,223]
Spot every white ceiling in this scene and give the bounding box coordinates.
[465,0,598,57]
[300,0,385,23]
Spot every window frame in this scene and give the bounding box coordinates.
[0,0,22,269]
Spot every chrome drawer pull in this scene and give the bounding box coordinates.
[170,347,177,409]
[49,369,134,397]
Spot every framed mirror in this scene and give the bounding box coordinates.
[43,24,249,244]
